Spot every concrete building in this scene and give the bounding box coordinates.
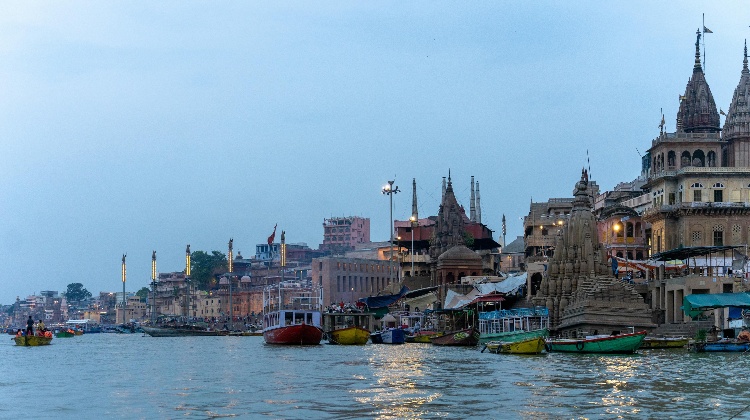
[311,257,395,305]
[320,216,371,254]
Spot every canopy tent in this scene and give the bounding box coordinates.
[358,285,409,309]
[682,292,750,319]
[475,273,527,295]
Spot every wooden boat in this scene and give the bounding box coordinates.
[691,340,750,352]
[478,306,550,345]
[371,328,406,344]
[14,335,53,346]
[639,336,689,349]
[405,331,444,343]
[262,284,324,345]
[323,312,374,345]
[55,330,75,338]
[482,328,549,345]
[484,336,546,355]
[545,330,647,354]
[142,325,229,337]
[430,327,480,347]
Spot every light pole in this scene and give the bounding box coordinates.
[185,244,191,321]
[382,180,400,283]
[121,254,127,325]
[228,238,234,331]
[409,215,416,276]
[151,251,157,324]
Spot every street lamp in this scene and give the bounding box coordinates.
[228,238,234,331]
[382,180,400,283]
[151,251,157,324]
[185,244,191,321]
[121,254,126,325]
[409,215,417,276]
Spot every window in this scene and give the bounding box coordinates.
[692,231,702,245]
[668,193,675,205]
[712,182,725,188]
[694,190,702,202]
[714,189,723,202]
[713,230,724,246]
[691,183,704,188]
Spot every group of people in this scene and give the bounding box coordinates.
[15,316,48,337]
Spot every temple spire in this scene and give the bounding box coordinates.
[470,176,476,222]
[442,176,446,200]
[694,29,702,72]
[744,39,748,74]
[476,181,482,224]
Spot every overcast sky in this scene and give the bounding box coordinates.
[1,2,748,304]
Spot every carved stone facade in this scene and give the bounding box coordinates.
[532,171,654,337]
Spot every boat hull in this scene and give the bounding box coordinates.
[14,335,53,346]
[546,331,647,354]
[264,324,323,345]
[485,336,546,354]
[142,326,228,337]
[327,326,370,345]
[55,331,75,338]
[430,328,480,347]
[639,337,689,349]
[479,328,548,345]
[405,331,444,343]
[371,328,405,344]
[692,341,750,352]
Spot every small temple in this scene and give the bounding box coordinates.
[533,169,655,337]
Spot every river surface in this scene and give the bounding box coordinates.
[2,333,750,419]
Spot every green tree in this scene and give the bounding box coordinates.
[190,250,227,290]
[463,231,475,248]
[65,282,92,302]
[135,287,151,302]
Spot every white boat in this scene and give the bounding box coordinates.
[262,283,324,345]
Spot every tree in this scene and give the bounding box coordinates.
[65,283,92,302]
[190,250,227,290]
[135,287,151,302]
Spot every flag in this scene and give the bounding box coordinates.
[267,224,277,245]
[720,108,726,116]
[703,26,713,34]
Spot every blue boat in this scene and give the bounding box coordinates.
[371,328,405,344]
[692,340,750,352]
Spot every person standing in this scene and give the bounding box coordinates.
[25,316,34,336]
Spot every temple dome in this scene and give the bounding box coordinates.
[677,30,720,133]
[723,41,750,140]
[437,245,481,262]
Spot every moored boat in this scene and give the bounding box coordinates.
[484,336,546,355]
[478,306,550,345]
[14,334,53,346]
[430,327,480,347]
[55,330,76,338]
[323,312,374,345]
[405,331,444,343]
[262,283,324,345]
[691,340,750,352]
[639,336,689,349]
[545,330,647,354]
[142,325,228,337]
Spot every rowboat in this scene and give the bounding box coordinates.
[430,327,480,347]
[14,335,53,346]
[691,340,750,352]
[484,336,546,355]
[55,330,75,338]
[323,312,375,345]
[545,330,647,354]
[482,328,549,345]
[639,336,689,349]
[405,331,444,343]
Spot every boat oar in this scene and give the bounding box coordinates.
[480,344,487,353]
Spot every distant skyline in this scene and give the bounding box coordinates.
[1,2,749,303]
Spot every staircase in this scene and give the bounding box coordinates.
[649,320,714,338]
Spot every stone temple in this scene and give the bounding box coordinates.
[532,170,655,338]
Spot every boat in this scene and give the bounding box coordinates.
[430,327,480,347]
[405,331,444,343]
[142,325,228,337]
[478,306,550,345]
[691,340,750,352]
[13,334,53,346]
[323,312,375,345]
[262,283,324,345]
[639,336,689,349]
[370,328,406,344]
[484,336,546,355]
[55,330,76,338]
[545,330,647,354]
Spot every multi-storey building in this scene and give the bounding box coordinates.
[320,216,370,254]
[311,257,394,305]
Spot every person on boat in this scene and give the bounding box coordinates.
[25,316,34,336]
[738,328,750,342]
[414,320,421,333]
[15,329,22,337]
[36,319,46,334]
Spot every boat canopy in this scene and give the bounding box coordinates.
[358,285,409,309]
[682,292,750,319]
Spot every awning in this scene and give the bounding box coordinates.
[651,245,745,261]
[358,285,410,309]
[682,292,750,319]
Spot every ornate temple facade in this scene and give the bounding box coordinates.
[532,170,654,337]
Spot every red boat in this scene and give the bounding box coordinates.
[263,309,323,345]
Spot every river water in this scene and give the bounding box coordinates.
[2,333,750,419]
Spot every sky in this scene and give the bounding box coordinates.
[1,1,748,304]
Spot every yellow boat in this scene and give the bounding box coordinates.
[405,331,444,343]
[484,336,545,354]
[14,335,53,346]
[639,337,689,349]
[323,312,375,345]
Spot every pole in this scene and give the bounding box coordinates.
[185,244,191,322]
[151,251,157,324]
[121,254,126,325]
[411,218,415,276]
[382,180,400,284]
[228,238,233,331]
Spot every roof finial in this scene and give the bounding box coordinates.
[694,29,702,72]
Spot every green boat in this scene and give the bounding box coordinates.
[56,331,75,338]
[546,330,647,354]
[479,328,548,345]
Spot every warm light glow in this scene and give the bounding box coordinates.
[151,255,156,281]
[409,216,416,222]
[613,223,621,232]
[281,243,287,267]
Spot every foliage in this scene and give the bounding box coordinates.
[65,283,92,302]
[135,287,151,302]
[695,329,707,342]
[190,250,227,290]
[463,231,475,248]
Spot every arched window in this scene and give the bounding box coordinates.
[691,183,704,188]
[692,150,706,167]
[681,151,691,167]
[712,182,725,188]
[668,151,676,167]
